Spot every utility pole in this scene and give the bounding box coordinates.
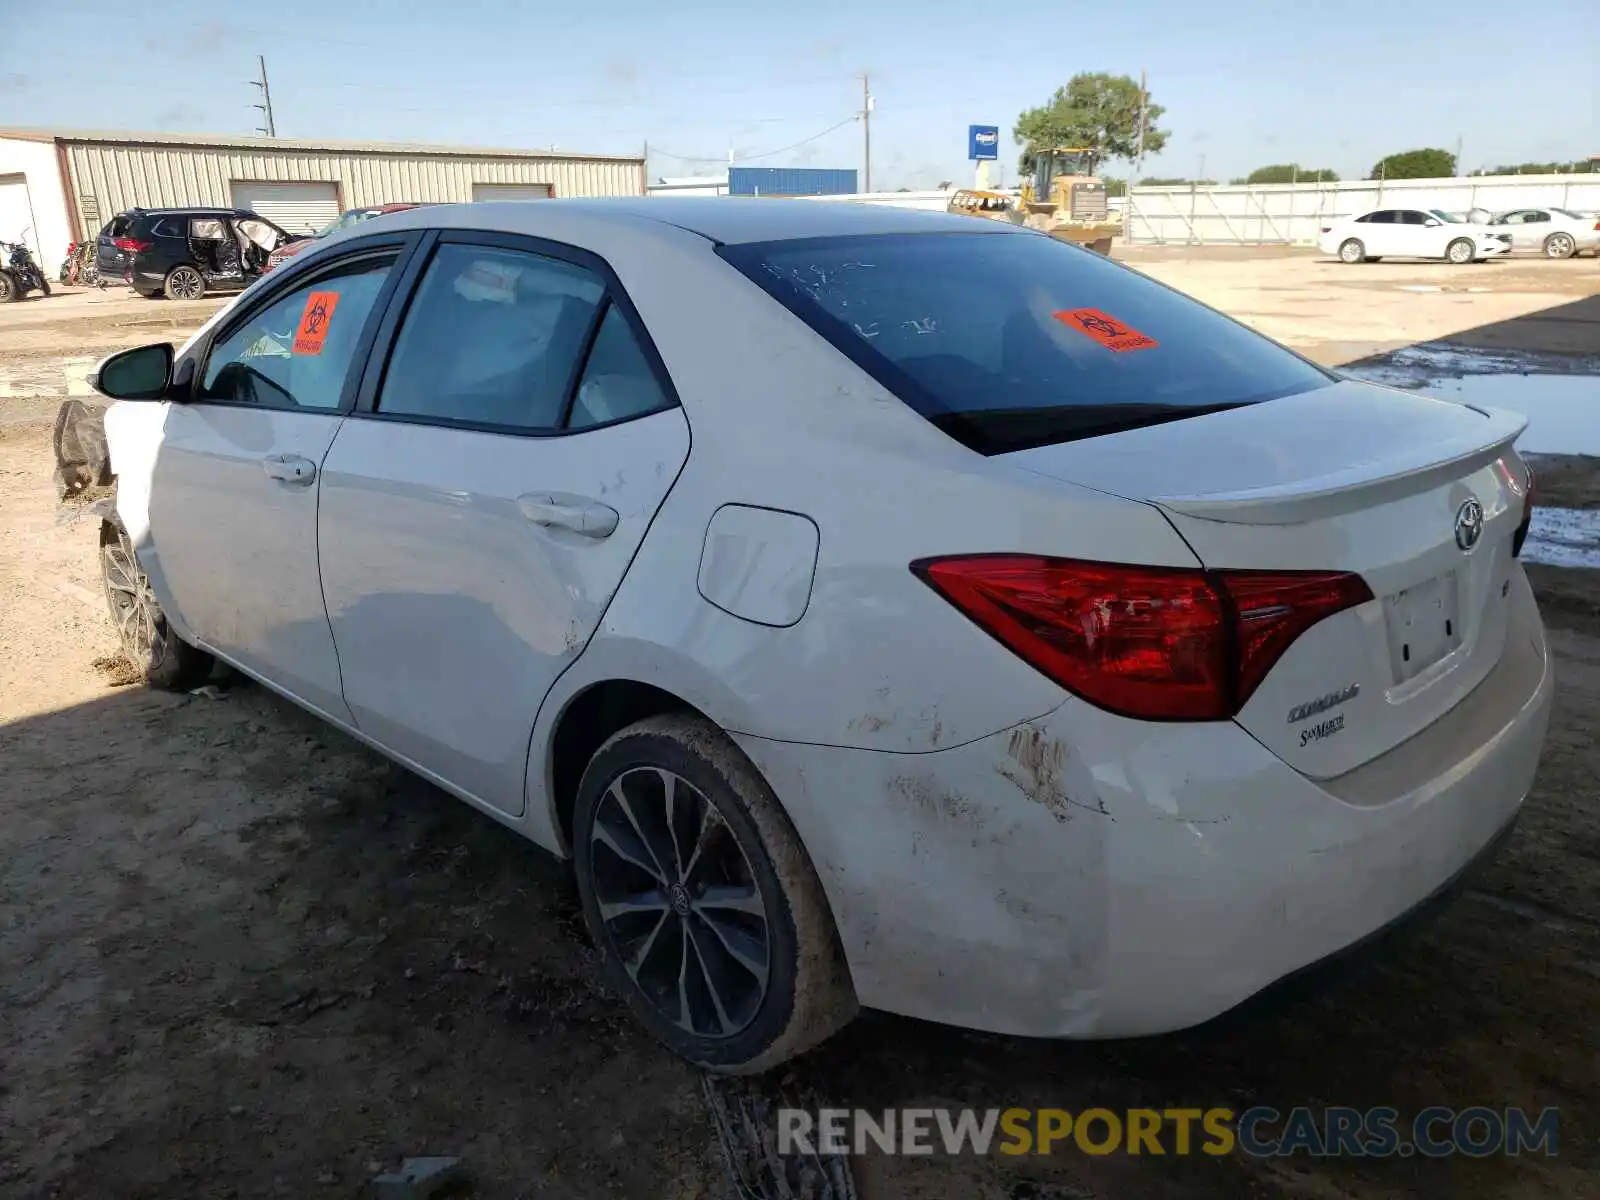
[250,55,277,137]
[1135,68,1148,178]
[861,74,873,193]
[1453,135,1463,178]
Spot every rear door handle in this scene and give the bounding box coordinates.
[517,493,619,539]
[261,454,316,486]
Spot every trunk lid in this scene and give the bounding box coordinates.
[1004,380,1531,778]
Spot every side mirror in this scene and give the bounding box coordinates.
[1424,219,1442,227]
[90,342,174,401]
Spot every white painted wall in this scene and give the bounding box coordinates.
[0,137,72,271]
[1127,173,1600,245]
[796,189,958,212]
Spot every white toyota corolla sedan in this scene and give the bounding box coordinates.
[87,199,1551,1073]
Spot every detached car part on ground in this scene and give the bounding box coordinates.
[66,199,1551,1073]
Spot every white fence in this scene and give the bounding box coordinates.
[796,189,955,212]
[1126,173,1600,245]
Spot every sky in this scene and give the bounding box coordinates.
[1,0,1596,189]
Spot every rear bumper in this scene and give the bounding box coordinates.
[736,569,1552,1038]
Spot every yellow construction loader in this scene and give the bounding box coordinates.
[1018,147,1121,254]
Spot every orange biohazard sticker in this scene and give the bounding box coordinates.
[292,290,341,355]
[1053,308,1159,352]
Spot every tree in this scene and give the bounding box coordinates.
[1139,176,1215,187]
[1369,148,1456,180]
[1474,159,1595,176]
[1013,73,1167,174]
[1243,163,1339,184]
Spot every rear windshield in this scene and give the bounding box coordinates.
[719,231,1332,455]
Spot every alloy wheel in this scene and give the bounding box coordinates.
[587,766,771,1039]
[1546,234,1575,259]
[102,536,165,666]
[169,267,203,300]
[1448,240,1473,264]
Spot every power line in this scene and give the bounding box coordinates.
[651,115,859,166]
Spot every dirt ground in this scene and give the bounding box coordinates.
[2,260,1598,1199]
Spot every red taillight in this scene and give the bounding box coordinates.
[912,555,1372,722]
[113,237,151,252]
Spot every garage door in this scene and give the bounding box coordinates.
[471,183,553,202]
[0,174,36,259]
[229,181,341,235]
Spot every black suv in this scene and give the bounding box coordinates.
[96,207,300,300]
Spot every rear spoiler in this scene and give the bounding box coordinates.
[1153,405,1527,525]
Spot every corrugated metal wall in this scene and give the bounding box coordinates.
[62,140,642,234]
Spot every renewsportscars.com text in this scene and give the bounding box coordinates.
[779,1106,1560,1158]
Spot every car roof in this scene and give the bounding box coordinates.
[128,206,245,216]
[374,197,1017,246]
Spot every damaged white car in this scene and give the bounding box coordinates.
[71,199,1552,1072]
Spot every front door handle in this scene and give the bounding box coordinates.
[517,493,619,539]
[262,454,316,486]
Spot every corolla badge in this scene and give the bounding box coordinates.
[1455,497,1485,552]
[1287,682,1360,725]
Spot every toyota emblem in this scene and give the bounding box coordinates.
[1454,497,1484,552]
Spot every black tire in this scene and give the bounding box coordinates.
[99,519,214,690]
[1446,238,1475,265]
[1543,232,1577,259]
[163,264,205,301]
[1338,238,1365,264]
[0,272,16,302]
[39,277,51,296]
[573,714,856,1074]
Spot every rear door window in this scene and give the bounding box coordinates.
[375,243,604,431]
[719,231,1332,455]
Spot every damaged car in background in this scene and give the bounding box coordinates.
[96,206,301,299]
[59,198,1552,1073]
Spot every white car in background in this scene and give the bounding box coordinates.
[1320,207,1513,264]
[1488,207,1600,258]
[84,200,1549,1072]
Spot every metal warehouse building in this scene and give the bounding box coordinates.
[0,127,646,270]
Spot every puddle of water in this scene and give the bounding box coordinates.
[1402,373,1599,456]
[1342,342,1600,457]
[0,356,98,400]
[1523,507,1600,570]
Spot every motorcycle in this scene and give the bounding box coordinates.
[0,229,51,302]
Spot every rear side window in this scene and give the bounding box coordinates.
[377,243,604,431]
[567,304,672,430]
[720,232,1332,455]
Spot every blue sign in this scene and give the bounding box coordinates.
[968,125,1000,161]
